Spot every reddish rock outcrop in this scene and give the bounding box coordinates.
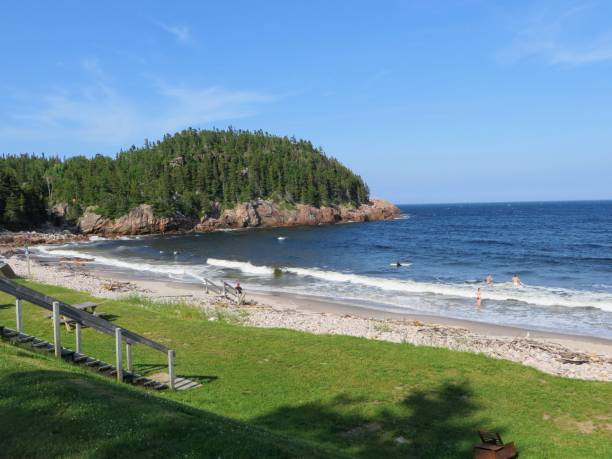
[78,199,401,236]
[78,204,195,235]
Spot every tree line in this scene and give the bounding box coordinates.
[0,128,370,229]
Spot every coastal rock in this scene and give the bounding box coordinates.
[79,199,401,235]
[78,204,195,235]
[0,230,88,249]
[78,207,110,234]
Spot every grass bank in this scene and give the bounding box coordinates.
[1,280,611,458]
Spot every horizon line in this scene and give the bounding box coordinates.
[395,198,612,206]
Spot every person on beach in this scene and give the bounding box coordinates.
[476,287,482,306]
[512,274,521,287]
[485,273,493,284]
[235,281,243,294]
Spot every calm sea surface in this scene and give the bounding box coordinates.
[39,201,612,338]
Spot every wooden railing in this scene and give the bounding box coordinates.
[0,276,177,389]
[203,278,245,305]
[222,281,245,306]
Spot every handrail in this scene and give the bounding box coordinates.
[203,278,222,295]
[0,277,169,353]
[222,281,245,305]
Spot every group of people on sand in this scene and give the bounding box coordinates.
[476,273,522,305]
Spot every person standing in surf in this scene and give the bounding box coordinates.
[476,287,482,306]
[485,273,493,285]
[512,274,521,287]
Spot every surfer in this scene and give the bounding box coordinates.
[512,274,521,287]
[485,273,493,285]
[396,261,402,267]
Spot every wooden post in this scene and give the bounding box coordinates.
[115,328,123,383]
[15,298,23,333]
[75,322,82,354]
[126,342,133,373]
[52,301,61,358]
[204,279,209,294]
[223,282,227,297]
[168,349,175,390]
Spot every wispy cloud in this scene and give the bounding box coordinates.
[154,21,191,43]
[0,61,275,153]
[501,2,612,65]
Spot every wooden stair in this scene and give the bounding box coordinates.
[0,325,168,390]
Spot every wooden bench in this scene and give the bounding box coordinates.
[474,430,517,459]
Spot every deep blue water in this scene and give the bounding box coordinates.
[39,201,612,338]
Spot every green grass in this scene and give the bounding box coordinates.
[1,279,611,458]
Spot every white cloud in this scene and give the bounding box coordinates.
[0,62,275,153]
[155,21,191,43]
[501,2,612,65]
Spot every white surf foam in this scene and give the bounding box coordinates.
[36,247,207,282]
[34,245,612,313]
[206,258,275,275]
[205,258,612,311]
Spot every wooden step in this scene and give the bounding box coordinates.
[98,364,113,372]
[17,335,35,344]
[73,355,89,363]
[32,340,49,348]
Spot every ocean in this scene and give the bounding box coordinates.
[37,201,612,339]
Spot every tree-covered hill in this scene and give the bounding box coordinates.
[0,129,370,229]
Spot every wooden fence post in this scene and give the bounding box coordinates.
[126,342,133,373]
[168,349,175,390]
[15,298,23,333]
[204,279,209,294]
[115,328,123,383]
[52,301,61,358]
[75,322,82,354]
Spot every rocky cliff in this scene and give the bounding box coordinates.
[78,199,401,235]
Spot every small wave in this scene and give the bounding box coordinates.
[89,235,108,241]
[33,248,612,313]
[36,247,207,282]
[204,258,612,311]
[206,258,275,275]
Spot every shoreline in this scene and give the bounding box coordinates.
[246,291,612,355]
[2,254,611,381]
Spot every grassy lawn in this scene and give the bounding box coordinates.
[1,279,611,458]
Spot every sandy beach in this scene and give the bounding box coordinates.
[2,254,611,382]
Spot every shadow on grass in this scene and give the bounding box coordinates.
[253,381,488,458]
[0,302,14,310]
[0,369,337,458]
[96,313,119,322]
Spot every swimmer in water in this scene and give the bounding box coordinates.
[485,274,493,285]
[396,261,402,267]
[512,274,521,286]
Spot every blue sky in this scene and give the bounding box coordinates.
[1,1,611,204]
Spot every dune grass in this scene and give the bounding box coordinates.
[0,279,611,458]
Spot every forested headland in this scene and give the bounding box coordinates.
[0,128,370,229]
